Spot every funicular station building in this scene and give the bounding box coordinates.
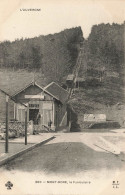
[0,81,69,131]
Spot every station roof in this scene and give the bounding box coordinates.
[0,72,47,97]
[0,71,69,104]
[44,82,69,104]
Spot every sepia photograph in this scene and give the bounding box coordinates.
[0,0,125,194]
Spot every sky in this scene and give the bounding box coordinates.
[0,0,125,42]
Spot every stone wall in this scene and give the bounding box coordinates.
[0,121,25,138]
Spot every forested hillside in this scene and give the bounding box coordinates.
[0,23,125,129]
[0,23,124,89]
[0,27,83,82]
[79,23,124,79]
[70,22,125,130]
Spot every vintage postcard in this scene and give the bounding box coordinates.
[0,0,125,195]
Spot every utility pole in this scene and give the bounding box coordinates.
[25,109,27,145]
[5,95,9,153]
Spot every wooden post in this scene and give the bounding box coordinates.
[25,109,27,145]
[5,95,9,153]
[56,110,58,127]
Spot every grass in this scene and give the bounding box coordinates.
[69,77,125,130]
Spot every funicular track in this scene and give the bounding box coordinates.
[68,45,84,99]
[66,44,84,131]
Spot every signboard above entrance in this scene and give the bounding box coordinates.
[25,95,44,99]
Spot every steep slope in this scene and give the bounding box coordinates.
[79,23,124,78]
[0,27,83,83]
[69,22,125,131]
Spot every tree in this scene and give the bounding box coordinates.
[31,46,42,70]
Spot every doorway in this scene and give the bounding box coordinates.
[29,109,39,124]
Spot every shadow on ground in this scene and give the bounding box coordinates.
[3,142,125,175]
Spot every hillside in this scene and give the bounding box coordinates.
[0,27,83,83]
[0,23,125,130]
[78,23,125,103]
[69,22,125,131]
[79,23,124,78]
